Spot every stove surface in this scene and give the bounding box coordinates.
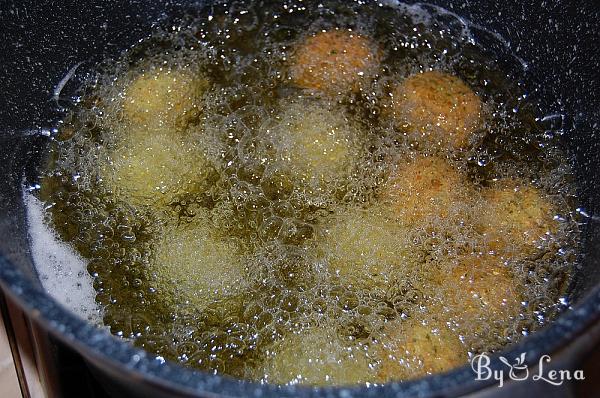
[1,292,110,398]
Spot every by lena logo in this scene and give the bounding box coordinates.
[471,352,585,388]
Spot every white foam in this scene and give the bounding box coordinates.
[24,191,103,325]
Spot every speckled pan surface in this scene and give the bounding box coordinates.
[0,0,599,397]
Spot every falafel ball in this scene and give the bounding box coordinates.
[387,71,481,151]
[122,67,210,131]
[376,317,467,381]
[102,131,217,210]
[149,211,247,312]
[263,99,363,201]
[380,155,472,226]
[428,253,523,350]
[260,326,375,385]
[478,179,559,257]
[290,30,380,94]
[321,206,418,292]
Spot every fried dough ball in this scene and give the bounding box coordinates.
[478,180,559,256]
[264,99,363,200]
[102,131,216,209]
[376,317,467,381]
[290,30,380,94]
[434,255,522,320]
[149,211,246,311]
[321,206,418,292]
[387,71,481,151]
[428,253,523,350]
[261,326,375,386]
[122,67,210,130]
[380,155,471,226]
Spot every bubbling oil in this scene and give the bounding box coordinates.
[38,0,579,386]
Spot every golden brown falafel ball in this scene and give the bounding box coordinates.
[122,67,210,130]
[478,179,559,257]
[387,71,481,151]
[426,253,523,352]
[290,30,380,94]
[432,254,522,323]
[380,155,471,226]
[260,326,375,386]
[376,317,467,381]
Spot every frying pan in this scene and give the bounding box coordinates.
[0,0,599,397]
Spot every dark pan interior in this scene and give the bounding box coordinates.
[0,1,599,397]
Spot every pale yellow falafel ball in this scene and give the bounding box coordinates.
[321,206,418,292]
[376,317,467,381]
[380,155,472,226]
[260,326,375,386]
[478,179,559,257]
[387,71,481,151]
[122,67,210,130]
[149,211,246,312]
[102,131,216,210]
[265,99,363,198]
[290,30,381,94]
